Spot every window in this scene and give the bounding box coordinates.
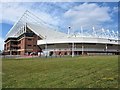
[11,41,18,45]
[34,45,36,47]
[18,47,21,49]
[28,45,32,46]
[18,41,21,44]
[28,39,32,41]
[64,52,67,55]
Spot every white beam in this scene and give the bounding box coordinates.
[72,42,74,57]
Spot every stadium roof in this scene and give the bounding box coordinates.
[6,10,119,41]
[27,23,66,39]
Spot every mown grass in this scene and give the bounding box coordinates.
[2,55,118,88]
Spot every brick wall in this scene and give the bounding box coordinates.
[4,32,41,55]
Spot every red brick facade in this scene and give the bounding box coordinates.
[4,28,42,55]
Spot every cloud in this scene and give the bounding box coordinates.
[64,3,112,30]
[1,3,27,24]
[112,7,118,13]
[1,2,118,35]
[32,9,60,26]
[1,2,60,26]
[1,0,79,2]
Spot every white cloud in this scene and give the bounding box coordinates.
[1,2,60,26]
[1,0,80,2]
[64,3,112,30]
[112,7,118,13]
[32,10,60,26]
[1,3,27,24]
[1,2,117,34]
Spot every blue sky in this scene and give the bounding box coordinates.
[0,1,118,50]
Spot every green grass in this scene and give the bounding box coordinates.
[2,55,118,88]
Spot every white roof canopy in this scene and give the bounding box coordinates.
[5,10,119,41]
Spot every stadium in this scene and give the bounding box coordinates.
[4,10,120,56]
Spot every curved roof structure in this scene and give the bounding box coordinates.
[6,10,120,45]
[27,23,66,39]
[6,10,66,39]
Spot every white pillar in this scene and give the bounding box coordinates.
[72,42,74,57]
[10,50,12,55]
[106,44,107,55]
[45,43,47,51]
[82,44,84,55]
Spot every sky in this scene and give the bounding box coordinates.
[0,1,118,50]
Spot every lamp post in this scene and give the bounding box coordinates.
[68,26,71,37]
[68,26,74,57]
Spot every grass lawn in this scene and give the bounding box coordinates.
[2,55,118,88]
